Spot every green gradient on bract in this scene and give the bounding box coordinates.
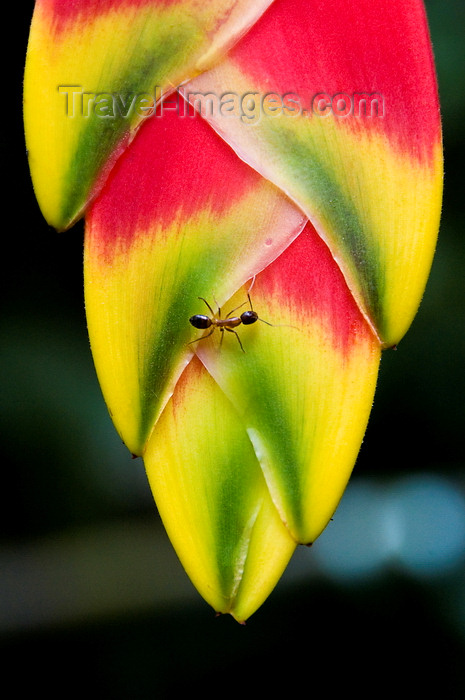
[134,220,258,449]
[239,357,305,532]
[196,319,308,538]
[261,120,385,336]
[137,263,218,449]
[61,22,202,225]
[213,451,258,597]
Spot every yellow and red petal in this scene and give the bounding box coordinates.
[194,224,381,544]
[84,100,306,455]
[185,0,443,346]
[144,356,296,621]
[24,0,273,230]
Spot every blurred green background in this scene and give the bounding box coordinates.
[2,1,465,695]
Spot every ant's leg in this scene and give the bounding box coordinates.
[213,297,221,317]
[187,327,215,346]
[225,300,247,318]
[225,328,245,353]
[198,297,215,316]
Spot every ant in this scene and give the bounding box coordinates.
[189,292,272,352]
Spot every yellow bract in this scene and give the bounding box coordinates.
[144,358,296,621]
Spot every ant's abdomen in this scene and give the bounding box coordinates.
[189,314,212,329]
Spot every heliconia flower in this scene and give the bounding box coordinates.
[85,103,380,618]
[24,0,443,620]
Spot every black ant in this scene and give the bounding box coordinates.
[189,293,272,352]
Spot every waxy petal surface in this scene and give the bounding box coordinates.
[85,101,307,455]
[144,356,296,621]
[24,0,274,230]
[194,224,381,544]
[185,0,443,346]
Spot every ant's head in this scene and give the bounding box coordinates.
[240,310,258,325]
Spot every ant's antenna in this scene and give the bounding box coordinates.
[247,276,256,295]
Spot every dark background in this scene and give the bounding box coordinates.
[2,2,464,696]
